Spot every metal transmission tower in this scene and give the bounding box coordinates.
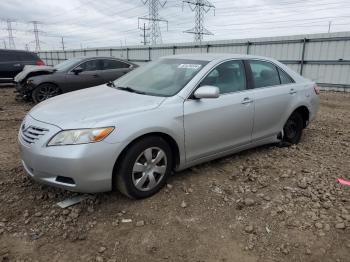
[30,21,42,51]
[183,0,215,43]
[138,0,168,45]
[6,19,16,49]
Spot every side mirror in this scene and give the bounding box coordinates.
[194,85,220,99]
[72,66,83,75]
[129,65,134,70]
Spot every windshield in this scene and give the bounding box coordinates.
[54,58,81,71]
[114,58,208,97]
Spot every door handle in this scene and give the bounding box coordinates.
[13,64,21,67]
[241,97,253,104]
[289,88,297,95]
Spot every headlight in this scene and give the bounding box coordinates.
[26,79,34,85]
[47,127,114,146]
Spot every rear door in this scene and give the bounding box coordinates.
[100,59,131,82]
[64,59,105,91]
[247,60,296,142]
[184,60,254,162]
[0,50,22,80]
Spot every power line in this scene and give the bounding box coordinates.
[139,0,168,45]
[183,0,215,43]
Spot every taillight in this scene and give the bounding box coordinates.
[313,84,320,95]
[36,60,45,66]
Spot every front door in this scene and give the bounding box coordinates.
[64,59,105,91]
[184,60,254,162]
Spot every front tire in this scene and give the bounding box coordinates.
[282,112,303,145]
[32,83,60,103]
[115,136,173,199]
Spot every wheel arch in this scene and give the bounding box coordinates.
[111,132,181,190]
[291,105,310,128]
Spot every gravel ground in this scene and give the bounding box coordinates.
[0,87,349,262]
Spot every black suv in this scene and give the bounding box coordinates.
[0,49,44,83]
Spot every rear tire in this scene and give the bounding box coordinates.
[32,83,60,103]
[114,136,173,199]
[282,112,303,145]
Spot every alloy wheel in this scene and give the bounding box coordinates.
[132,147,167,192]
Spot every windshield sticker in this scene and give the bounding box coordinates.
[178,64,202,70]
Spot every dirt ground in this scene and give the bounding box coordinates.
[0,87,349,262]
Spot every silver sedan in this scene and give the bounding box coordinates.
[18,54,320,198]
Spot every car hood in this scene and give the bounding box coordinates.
[14,65,55,82]
[29,85,167,129]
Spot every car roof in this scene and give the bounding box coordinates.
[161,53,277,62]
[0,49,36,54]
[69,56,136,65]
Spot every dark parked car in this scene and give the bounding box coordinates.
[0,49,44,84]
[15,56,138,103]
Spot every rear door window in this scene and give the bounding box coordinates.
[249,60,280,88]
[102,59,130,70]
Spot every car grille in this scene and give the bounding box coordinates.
[21,125,49,145]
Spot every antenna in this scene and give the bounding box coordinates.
[183,0,215,43]
[138,0,168,45]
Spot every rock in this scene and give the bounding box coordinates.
[34,212,42,217]
[335,223,346,229]
[297,178,308,189]
[98,246,106,253]
[180,201,187,208]
[324,224,330,231]
[121,218,132,223]
[244,225,254,233]
[62,209,70,215]
[306,248,312,255]
[166,184,173,189]
[136,220,145,227]
[263,195,271,201]
[244,198,255,206]
[322,201,332,209]
[341,214,350,221]
[96,256,104,262]
[315,222,323,229]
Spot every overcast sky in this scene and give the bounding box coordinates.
[0,0,349,51]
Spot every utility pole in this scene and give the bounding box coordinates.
[328,21,332,33]
[183,0,215,43]
[140,23,150,45]
[2,39,6,49]
[138,0,168,45]
[25,44,29,51]
[61,36,65,51]
[6,19,16,49]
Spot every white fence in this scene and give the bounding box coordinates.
[38,31,350,90]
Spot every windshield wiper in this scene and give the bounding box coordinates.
[116,86,146,95]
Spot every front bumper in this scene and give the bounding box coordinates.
[18,115,122,193]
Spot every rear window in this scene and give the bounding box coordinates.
[0,51,19,62]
